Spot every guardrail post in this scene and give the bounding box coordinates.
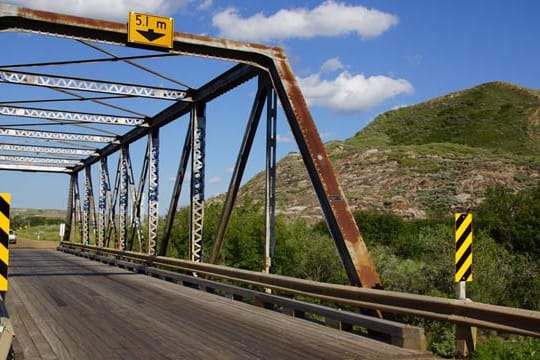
[455,322,476,358]
[325,318,352,332]
[454,213,476,357]
[282,307,305,319]
[0,193,9,300]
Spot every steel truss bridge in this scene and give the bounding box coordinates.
[0,4,538,359]
[0,3,379,288]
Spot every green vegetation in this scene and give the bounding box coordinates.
[475,184,540,257]
[17,224,63,241]
[10,209,65,241]
[472,336,540,360]
[353,82,540,156]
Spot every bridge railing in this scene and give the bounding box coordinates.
[59,242,540,342]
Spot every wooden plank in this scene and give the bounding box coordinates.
[6,250,435,359]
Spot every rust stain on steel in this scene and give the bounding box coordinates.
[271,48,382,289]
[17,7,125,33]
[174,30,279,53]
[10,5,280,64]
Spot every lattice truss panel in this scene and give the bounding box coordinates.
[0,4,381,288]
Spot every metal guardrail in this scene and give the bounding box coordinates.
[63,249,427,350]
[59,242,540,339]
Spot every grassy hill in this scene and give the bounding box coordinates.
[349,81,539,155]
[240,81,540,220]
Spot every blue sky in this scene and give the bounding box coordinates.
[1,0,539,212]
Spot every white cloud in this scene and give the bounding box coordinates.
[225,167,234,174]
[297,67,413,113]
[9,0,187,21]
[197,0,213,10]
[208,176,222,184]
[212,1,398,42]
[320,58,345,74]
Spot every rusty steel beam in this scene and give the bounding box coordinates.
[0,4,381,289]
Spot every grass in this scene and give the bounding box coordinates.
[472,335,540,360]
[17,224,64,241]
[349,82,540,156]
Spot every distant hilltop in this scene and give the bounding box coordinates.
[239,81,540,220]
[11,208,66,219]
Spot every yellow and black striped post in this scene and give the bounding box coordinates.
[0,193,10,297]
[454,212,476,356]
[455,213,472,283]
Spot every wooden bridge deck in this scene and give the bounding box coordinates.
[6,249,435,359]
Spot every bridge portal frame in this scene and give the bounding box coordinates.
[0,4,381,289]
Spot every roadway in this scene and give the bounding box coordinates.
[6,248,435,359]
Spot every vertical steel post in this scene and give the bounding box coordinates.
[147,128,159,255]
[72,173,83,244]
[98,157,110,247]
[125,148,144,252]
[128,153,147,252]
[119,146,129,250]
[85,166,97,245]
[88,169,97,244]
[209,77,268,264]
[64,173,76,243]
[82,167,91,245]
[107,156,122,249]
[190,103,206,262]
[264,87,277,274]
[160,122,192,256]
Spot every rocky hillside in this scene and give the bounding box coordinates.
[240,82,540,221]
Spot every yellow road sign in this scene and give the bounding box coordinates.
[128,12,173,49]
[455,213,472,282]
[0,193,10,293]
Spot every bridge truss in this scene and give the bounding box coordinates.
[0,4,381,289]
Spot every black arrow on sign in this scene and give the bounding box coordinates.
[137,29,166,42]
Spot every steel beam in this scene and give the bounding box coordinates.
[0,163,70,173]
[0,105,145,126]
[64,173,76,242]
[71,64,259,173]
[0,154,82,165]
[106,156,121,249]
[0,128,115,143]
[209,78,267,264]
[147,128,159,256]
[97,157,110,247]
[190,103,206,263]
[0,70,188,100]
[72,173,83,244]
[264,87,277,274]
[122,148,138,251]
[128,146,147,252]
[0,143,98,157]
[82,167,92,245]
[118,146,129,250]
